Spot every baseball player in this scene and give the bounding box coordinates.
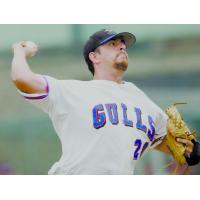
[11,29,200,174]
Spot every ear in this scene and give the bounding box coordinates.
[89,52,100,65]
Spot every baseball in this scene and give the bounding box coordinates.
[22,41,38,57]
[24,41,37,48]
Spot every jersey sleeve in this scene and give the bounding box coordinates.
[18,75,66,116]
[129,82,169,149]
[150,107,168,149]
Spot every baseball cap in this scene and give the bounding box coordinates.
[83,29,136,75]
[83,29,136,63]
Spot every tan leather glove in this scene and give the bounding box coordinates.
[165,103,195,165]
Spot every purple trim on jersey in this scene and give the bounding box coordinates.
[22,76,49,100]
[43,76,49,93]
[23,94,48,100]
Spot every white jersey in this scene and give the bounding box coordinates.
[19,75,168,175]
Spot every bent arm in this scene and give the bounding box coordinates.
[11,42,46,94]
[154,136,171,154]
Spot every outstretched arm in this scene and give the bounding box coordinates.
[11,41,46,94]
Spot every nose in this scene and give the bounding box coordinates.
[119,41,126,51]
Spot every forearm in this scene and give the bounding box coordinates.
[11,51,34,82]
[11,43,46,94]
[154,136,171,155]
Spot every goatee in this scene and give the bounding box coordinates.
[113,52,128,71]
[113,60,128,71]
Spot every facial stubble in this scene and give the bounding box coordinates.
[112,53,128,71]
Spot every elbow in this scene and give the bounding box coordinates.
[11,73,26,85]
[11,73,46,94]
[11,70,27,83]
[11,77,29,92]
[11,75,22,84]
[11,72,34,93]
[11,70,33,89]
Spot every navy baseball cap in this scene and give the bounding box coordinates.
[83,29,136,67]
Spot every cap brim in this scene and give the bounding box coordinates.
[113,32,136,48]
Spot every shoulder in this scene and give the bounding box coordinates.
[59,79,85,85]
[125,81,167,116]
[44,75,88,87]
[123,81,148,96]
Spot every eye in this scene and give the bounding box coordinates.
[109,40,116,46]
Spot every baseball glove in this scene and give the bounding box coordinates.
[165,103,196,167]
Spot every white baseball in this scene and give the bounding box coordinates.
[24,41,37,48]
[22,41,38,57]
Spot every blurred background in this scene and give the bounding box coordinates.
[0,24,200,175]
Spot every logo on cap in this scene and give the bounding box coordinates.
[104,29,114,34]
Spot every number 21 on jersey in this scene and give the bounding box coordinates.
[133,139,149,160]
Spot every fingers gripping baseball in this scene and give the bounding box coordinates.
[12,41,38,58]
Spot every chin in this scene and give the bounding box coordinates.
[113,60,128,71]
